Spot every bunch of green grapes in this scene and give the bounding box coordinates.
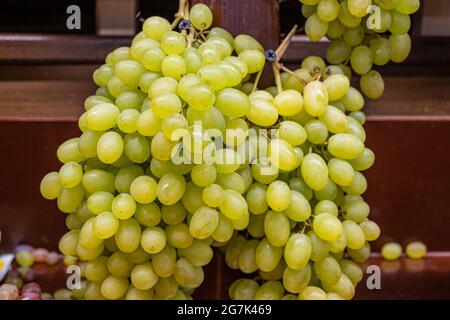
[40,3,269,300]
[226,55,380,300]
[299,0,420,100]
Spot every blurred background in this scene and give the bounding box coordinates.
[0,0,449,299]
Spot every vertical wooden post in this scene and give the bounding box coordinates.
[96,0,137,36]
[191,0,280,88]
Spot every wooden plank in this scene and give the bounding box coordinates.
[0,34,131,63]
[96,0,137,36]
[421,0,450,36]
[0,64,98,81]
[0,74,449,120]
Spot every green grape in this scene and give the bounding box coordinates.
[326,40,352,64]
[322,274,355,300]
[40,172,62,200]
[130,175,157,204]
[343,25,365,47]
[284,234,312,270]
[154,276,178,299]
[82,169,115,194]
[84,95,112,111]
[268,139,298,171]
[339,1,362,27]
[107,251,134,277]
[125,286,154,300]
[313,213,343,242]
[151,92,182,119]
[150,245,176,278]
[111,193,136,220]
[305,13,329,42]
[276,121,306,147]
[266,181,291,212]
[131,263,159,291]
[141,226,168,255]
[123,133,150,164]
[212,214,234,242]
[57,137,84,164]
[137,109,161,137]
[285,190,311,222]
[174,258,197,288]
[108,47,131,65]
[189,207,219,240]
[238,239,259,274]
[57,184,85,213]
[303,81,328,117]
[317,0,340,22]
[198,65,228,91]
[340,259,363,285]
[314,200,338,216]
[161,54,186,80]
[405,241,427,259]
[114,60,145,88]
[350,46,373,75]
[370,37,391,66]
[177,74,202,101]
[289,177,313,201]
[208,36,233,58]
[273,90,304,117]
[126,246,151,265]
[246,213,265,238]
[342,171,367,195]
[115,218,141,253]
[216,172,245,194]
[93,64,114,87]
[139,72,160,94]
[314,179,338,201]
[389,10,411,34]
[97,132,124,164]
[358,220,380,242]
[215,88,251,118]
[254,281,284,300]
[233,279,259,300]
[183,47,203,74]
[381,242,402,260]
[255,238,282,272]
[395,0,420,15]
[92,212,119,239]
[314,256,342,284]
[319,105,349,134]
[327,19,346,39]
[308,230,330,262]
[58,230,79,257]
[283,264,311,293]
[148,77,178,100]
[202,184,225,208]
[344,200,370,223]
[107,76,134,98]
[186,83,216,111]
[302,56,326,73]
[180,240,214,267]
[298,286,328,300]
[79,218,103,250]
[157,172,186,206]
[328,133,365,160]
[143,16,171,41]
[85,256,109,282]
[234,34,264,55]
[114,165,144,194]
[348,241,371,262]
[349,111,366,125]
[182,182,206,214]
[141,46,166,73]
[225,235,247,270]
[166,223,194,249]
[374,0,399,10]
[328,158,355,187]
[343,220,366,250]
[190,3,213,30]
[264,211,290,247]
[301,153,329,191]
[161,202,187,225]
[360,70,384,99]
[389,33,411,63]
[347,0,372,17]
[78,130,102,159]
[101,276,129,300]
[232,211,250,230]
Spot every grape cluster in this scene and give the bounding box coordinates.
[37,0,411,300]
[299,0,420,100]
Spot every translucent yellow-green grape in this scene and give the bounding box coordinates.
[313,213,343,242]
[273,90,304,117]
[161,54,186,81]
[201,183,224,208]
[123,133,150,164]
[215,88,251,117]
[212,214,234,242]
[247,98,279,127]
[265,180,291,212]
[305,13,329,42]
[342,171,367,195]
[339,1,362,28]
[57,184,85,213]
[190,3,213,30]
[340,259,363,285]
[303,80,329,117]
[314,256,342,284]
[298,286,328,300]
[86,191,113,215]
[324,74,350,102]
[344,200,370,223]
[301,153,329,191]
[328,158,355,187]
[136,109,161,137]
[328,133,365,160]
[349,147,375,171]
[389,33,412,63]
[322,274,355,300]
[348,241,371,262]
[381,242,403,260]
[238,239,259,274]
[130,262,158,291]
[151,93,182,119]
[370,37,391,66]
[360,70,385,99]
[97,132,124,164]
[238,50,266,74]
[114,60,145,88]
[406,241,427,260]
[40,172,62,200]
[156,172,186,206]
[282,264,311,294]
[264,211,290,247]
[189,206,219,240]
[186,83,216,111]
[232,279,259,300]
[255,238,282,272]
[161,202,187,225]
[350,46,373,75]
[343,220,366,250]
[269,138,298,172]
[114,218,141,253]
[395,0,420,15]
[58,230,80,257]
[308,230,330,262]
[107,251,134,278]
[284,234,312,270]
[143,16,171,41]
[166,223,194,249]
[141,227,166,254]
[57,137,85,164]
[359,220,381,241]
[254,281,284,300]
[101,275,129,300]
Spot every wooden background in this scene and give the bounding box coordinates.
[0,0,449,299]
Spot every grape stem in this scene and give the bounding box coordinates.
[171,0,188,29]
[252,68,264,93]
[271,25,298,94]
